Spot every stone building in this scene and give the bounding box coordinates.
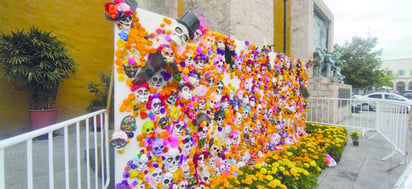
[382,58,412,93]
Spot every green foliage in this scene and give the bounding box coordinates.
[0,27,76,109]
[87,72,113,112]
[334,36,390,89]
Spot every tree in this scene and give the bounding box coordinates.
[334,36,389,90]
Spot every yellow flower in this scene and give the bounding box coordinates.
[266,175,274,181]
[279,166,285,172]
[290,168,298,176]
[255,163,263,169]
[310,161,317,167]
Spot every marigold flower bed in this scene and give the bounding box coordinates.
[212,123,347,189]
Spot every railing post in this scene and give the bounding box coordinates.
[27,140,33,189]
[0,148,4,189]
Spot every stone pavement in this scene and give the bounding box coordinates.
[317,128,412,189]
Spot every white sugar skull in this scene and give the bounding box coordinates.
[171,23,190,47]
[182,163,191,179]
[110,130,129,153]
[267,108,274,119]
[270,133,281,146]
[165,148,180,173]
[197,154,207,171]
[199,169,210,184]
[216,81,224,94]
[180,85,192,100]
[214,55,225,73]
[210,144,221,157]
[208,157,217,167]
[198,126,208,139]
[136,86,149,103]
[182,136,194,156]
[224,125,232,138]
[235,58,243,70]
[207,77,215,87]
[249,97,256,107]
[230,130,241,145]
[119,15,132,31]
[198,98,206,110]
[149,168,163,186]
[166,92,177,105]
[150,98,163,115]
[162,172,174,189]
[243,78,253,91]
[178,180,188,189]
[235,112,243,126]
[216,39,225,50]
[243,124,250,141]
[242,106,251,119]
[172,120,185,137]
[152,138,166,157]
[150,72,164,89]
[194,29,203,42]
[205,34,214,49]
[134,153,149,172]
[161,45,175,63]
[256,104,263,115]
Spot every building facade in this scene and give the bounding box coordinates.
[382,58,412,93]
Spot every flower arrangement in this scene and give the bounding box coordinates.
[213,123,347,189]
[350,131,360,146]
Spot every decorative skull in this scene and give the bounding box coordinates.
[216,81,224,95]
[152,138,166,157]
[184,50,195,67]
[182,163,191,179]
[214,110,225,126]
[197,153,206,167]
[134,84,150,103]
[166,92,177,105]
[210,143,221,157]
[142,121,155,139]
[220,96,229,110]
[170,23,190,47]
[150,72,164,89]
[180,85,192,100]
[165,148,181,173]
[178,180,188,189]
[198,97,206,110]
[270,133,281,147]
[110,130,129,153]
[235,112,243,126]
[120,115,137,138]
[199,169,211,184]
[161,172,174,189]
[214,55,225,73]
[134,153,149,172]
[194,29,203,42]
[230,130,241,145]
[235,57,243,70]
[119,15,132,31]
[256,104,263,115]
[198,125,208,139]
[172,119,185,137]
[158,116,170,130]
[149,168,163,186]
[194,52,208,70]
[148,94,165,115]
[242,105,251,119]
[160,44,175,63]
[182,136,194,156]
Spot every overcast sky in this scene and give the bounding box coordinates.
[323,0,412,60]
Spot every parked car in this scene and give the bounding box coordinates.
[351,92,412,113]
[402,91,412,100]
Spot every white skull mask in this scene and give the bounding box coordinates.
[216,81,224,94]
[230,131,240,145]
[224,125,231,137]
[271,133,281,146]
[214,56,225,73]
[150,72,164,89]
[182,163,190,179]
[170,23,190,46]
[216,40,225,50]
[207,77,215,87]
[210,144,220,157]
[242,108,250,119]
[150,168,163,186]
[235,59,243,70]
[249,97,256,107]
[198,99,206,110]
[119,15,132,31]
[136,87,149,103]
[182,139,194,156]
[199,169,210,184]
[166,92,177,105]
[256,104,263,115]
[161,46,175,63]
[194,29,203,42]
[162,172,174,189]
[267,108,273,118]
[235,113,243,125]
[152,138,165,157]
[180,86,192,100]
[178,180,188,189]
[165,148,180,173]
[197,153,206,167]
[185,52,195,67]
[198,126,208,139]
[172,120,185,137]
[134,154,149,172]
[151,98,163,115]
[195,59,206,70]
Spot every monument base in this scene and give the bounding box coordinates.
[307,77,352,124]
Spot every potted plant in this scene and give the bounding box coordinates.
[0,27,76,130]
[350,131,360,146]
[87,72,113,131]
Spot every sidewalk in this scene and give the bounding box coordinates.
[317,129,412,189]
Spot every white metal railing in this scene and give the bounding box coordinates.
[0,109,110,189]
[307,97,409,161]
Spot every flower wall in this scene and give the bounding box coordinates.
[108,5,311,189]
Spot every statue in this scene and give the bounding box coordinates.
[332,52,345,83]
[312,48,345,83]
[312,48,324,77]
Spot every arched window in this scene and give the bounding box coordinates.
[396,81,405,93]
[408,82,412,90]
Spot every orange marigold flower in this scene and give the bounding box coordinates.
[163,17,172,25]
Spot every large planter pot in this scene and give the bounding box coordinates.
[28,109,57,130]
[353,140,359,146]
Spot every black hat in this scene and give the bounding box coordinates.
[177,11,200,39]
[104,0,138,21]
